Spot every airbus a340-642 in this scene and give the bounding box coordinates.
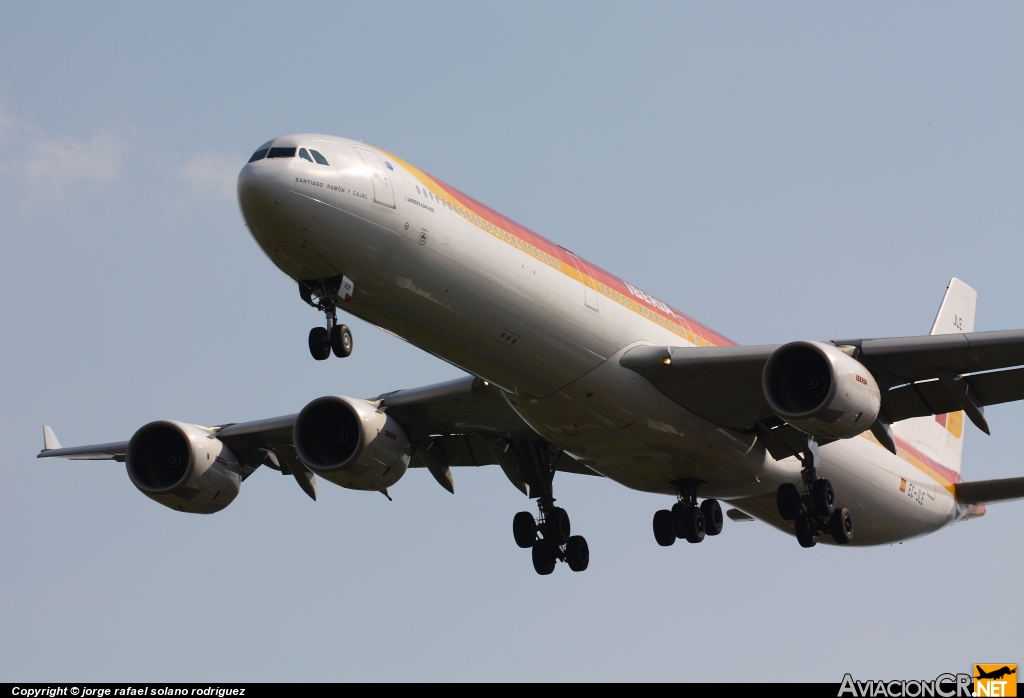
[40,135,1024,575]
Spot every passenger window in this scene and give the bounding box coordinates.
[299,148,313,162]
[416,186,422,195]
[309,149,329,166]
[267,147,296,159]
[248,148,269,163]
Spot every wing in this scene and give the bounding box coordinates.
[621,329,1024,459]
[38,375,596,500]
[379,376,600,495]
[37,439,130,461]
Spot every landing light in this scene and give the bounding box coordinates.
[660,357,672,366]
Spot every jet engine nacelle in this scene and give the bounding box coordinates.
[126,421,242,514]
[762,341,881,439]
[293,396,410,491]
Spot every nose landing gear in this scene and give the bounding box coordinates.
[300,277,353,360]
[776,437,854,547]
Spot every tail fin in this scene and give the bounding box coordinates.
[891,278,978,475]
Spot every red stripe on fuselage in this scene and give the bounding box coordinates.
[893,435,963,488]
[427,173,736,347]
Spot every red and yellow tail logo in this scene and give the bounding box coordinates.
[936,411,965,439]
[974,664,1017,697]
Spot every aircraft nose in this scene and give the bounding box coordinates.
[237,154,284,213]
[237,148,298,255]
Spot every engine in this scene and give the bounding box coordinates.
[762,341,881,439]
[293,396,410,490]
[126,421,241,514]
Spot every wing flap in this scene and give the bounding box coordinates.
[880,367,1024,423]
[410,433,598,476]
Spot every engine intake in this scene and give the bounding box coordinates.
[294,396,410,490]
[126,421,241,514]
[762,341,881,439]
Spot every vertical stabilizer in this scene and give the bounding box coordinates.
[892,279,977,475]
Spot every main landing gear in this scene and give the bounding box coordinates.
[775,436,854,547]
[300,277,353,361]
[510,442,589,575]
[652,480,724,547]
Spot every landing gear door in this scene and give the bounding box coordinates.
[354,148,396,208]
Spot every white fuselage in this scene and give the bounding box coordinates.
[237,134,969,545]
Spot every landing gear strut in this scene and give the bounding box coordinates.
[776,436,854,547]
[510,441,589,574]
[300,277,353,360]
[652,480,724,547]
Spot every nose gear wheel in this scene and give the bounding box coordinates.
[300,276,354,360]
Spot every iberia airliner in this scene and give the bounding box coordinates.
[39,134,1024,575]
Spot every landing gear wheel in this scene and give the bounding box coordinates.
[545,507,571,546]
[701,499,724,536]
[513,511,537,549]
[308,327,331,360]
[331,324,353,358]
[673,505,706,544]
[531,541,556,575]
[812,478,836,518]
[795,512,817,548]
[777,483,800,521]
[686,507,706,544]
[653,509,676,547]
[566,535,589,572]
[830,507,854,545]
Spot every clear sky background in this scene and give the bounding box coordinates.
[1,2,1022,682]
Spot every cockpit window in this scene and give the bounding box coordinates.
[309,149,329,166]
[248,148,269,163]
[267,147,296,159]
[298,148,313,162]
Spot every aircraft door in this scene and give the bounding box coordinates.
[567,252,599,312]
[354,148,396,208]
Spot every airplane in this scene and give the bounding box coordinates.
[975,667,1016,681]
[38,134,1024,575]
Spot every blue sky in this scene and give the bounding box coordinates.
[1,2,1022,681]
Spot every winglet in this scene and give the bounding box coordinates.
[42,425,62,451]
[929,278,977,335]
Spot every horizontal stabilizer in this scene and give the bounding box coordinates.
[955,476,1024,504]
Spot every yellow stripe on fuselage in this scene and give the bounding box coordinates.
[378,147,722,349]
